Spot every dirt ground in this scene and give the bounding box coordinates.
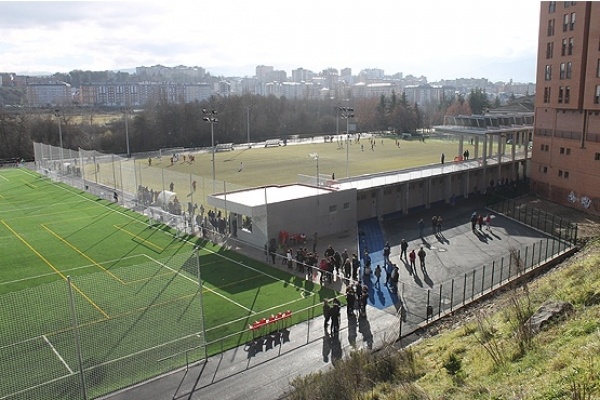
[515,194,600,240]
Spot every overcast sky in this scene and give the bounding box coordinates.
[0,1,542,83]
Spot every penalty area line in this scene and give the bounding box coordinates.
[42,334,73,374]
[141,254,254,314]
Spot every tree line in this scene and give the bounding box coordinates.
[0,89,491,161]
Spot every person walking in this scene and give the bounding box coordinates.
[323,299,331,336]
[409,249,416,274]
[470,212,478,231]
[345,286,356,317]
[441,153,445,164]
[417,246,426,270]
[478,214,484,230]
[383,241,391,265]
[374,265,382,287]
[330,298,341,336]
[400,239,408,260]
[485,213,492,231]
[436,216,443,234]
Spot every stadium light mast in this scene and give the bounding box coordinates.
[121,107,132,158]
[245,105,252,147]
[203,109,218,192]
[308,153,319,187]
[340,106,354,178]
[54,109,65,174]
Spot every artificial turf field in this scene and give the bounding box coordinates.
[0,168,337,400]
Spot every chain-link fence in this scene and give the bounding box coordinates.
[0,251,207,400]
[33,142,248,240]
[397,199,577,339]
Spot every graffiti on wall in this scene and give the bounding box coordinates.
[568,191,592,209]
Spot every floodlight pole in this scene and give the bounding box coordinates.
[122,107,132,158]
[54,109,65,174]
[340,106,354,178]
[66,276,89,400]
[203,109,218,193]
[245,105,252,147]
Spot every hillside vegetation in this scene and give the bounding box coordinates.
[289,200,600,400]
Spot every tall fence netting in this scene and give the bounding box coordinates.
[0,252,204,400]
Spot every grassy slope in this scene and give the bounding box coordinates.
[289,237,600,400]
[411,237,600,399]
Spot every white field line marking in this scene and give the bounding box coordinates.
[42,334,73,374]
[141,254,254,314]
[0,254,143,287]
[17,170,311,292]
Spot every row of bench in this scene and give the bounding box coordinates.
[248,310,293,337]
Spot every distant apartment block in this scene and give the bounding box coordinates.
[77,82,211,107]
[15,64,536,107]
[26,82,71,106]
[531,1,600,214]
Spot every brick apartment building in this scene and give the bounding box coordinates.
[531,1,600,215]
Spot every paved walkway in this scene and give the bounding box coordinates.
[101,196,560,400]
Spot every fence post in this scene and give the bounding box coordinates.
[450,279,455,311]
[426,290,432,323]
[67,276,88,400]
[491,261,495,288]
[546,237,550,261]
[196,250,208,360]
[438,284,443,317]
[463,273,467,305]
[471,270,476,300]
[481,265,486,294]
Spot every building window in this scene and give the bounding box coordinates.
[595,85,600,104]
[343,202,350,210]
[558,86,564,103]
[558,170,563,177]
[565,86,570,103]
[546,42,554,59]
[563,14,569,32]
[566,62,572,79]
[597,59,600,78]
[560,147,572,154]
[560,63,566,79]
[545,65,552,80]
[568,38,574,55]
[595,153,600,161]
[329,205,337,213]
[544,87,551,103]
[548,19,555,36]
[570,12,575,30]
[549,1,556,12]
[561,38,567,56]
[539,166,548,174]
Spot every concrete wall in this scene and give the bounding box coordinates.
[266,188,357,245]
[354,161,523,220]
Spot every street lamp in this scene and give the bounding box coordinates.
[245,105,252,147]
[340,106,354,178]
[121,107,132,157]
[308,153,319,187]
[202,108,218,191]
[54,109,65,174]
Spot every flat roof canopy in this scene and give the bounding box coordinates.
[210,184,333,207]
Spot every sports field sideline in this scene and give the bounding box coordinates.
[0,167,338,400]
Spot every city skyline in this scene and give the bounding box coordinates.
[1,1,541,83]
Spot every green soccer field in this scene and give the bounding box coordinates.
[0,168,337,400]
